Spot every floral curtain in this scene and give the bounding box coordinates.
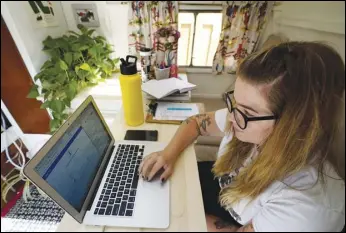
[128,1,179,78]
[212,1,272,74]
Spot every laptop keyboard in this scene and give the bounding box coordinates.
[93,144,144,217]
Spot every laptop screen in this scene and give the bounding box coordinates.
[34,103,112,211]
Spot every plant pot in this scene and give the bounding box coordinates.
[155,66,171,80]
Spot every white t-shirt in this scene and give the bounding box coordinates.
[214,108,345,232]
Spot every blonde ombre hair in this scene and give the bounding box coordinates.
[213,42,345,207]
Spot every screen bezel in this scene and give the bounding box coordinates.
[24,95,115,223]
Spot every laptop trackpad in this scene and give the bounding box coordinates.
[133,176,170,228]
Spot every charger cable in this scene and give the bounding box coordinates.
[1,112,32,203]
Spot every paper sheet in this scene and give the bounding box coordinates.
[153,102,199,121]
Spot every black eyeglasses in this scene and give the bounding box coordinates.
[223,91,277,129]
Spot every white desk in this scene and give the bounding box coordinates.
[56,103,207,232]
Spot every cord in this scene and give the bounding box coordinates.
[1,114,26,170]
[1,112,32,203]
[1,174,16,192]
[1,175,20,203]
[5,139,24,166]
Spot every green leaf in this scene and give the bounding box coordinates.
[76,70,88,79]
[100,72,107,79]
[89,46,98,58]
[68,31,80,36]
[42,36,55,49]
[44,91,51,100]
[52,112,61,120]
[27,85,39,98]
[64,52,73,66]
[77,81,88,91]
[73,52,82,61]
[72,43,81,52]
[44,49,60,58]
[56,73,66,83]
[113,58,120,65]
[41,60,54,70]
[95,36,106,42]
[80,63,91,72]
[50,99,65,113]
[40,100,51,109]
[65,81,77,100]
[68,71,77,80]
[34,72,45,81]
[49,119,61,132]
[56,38,69,51]
[61,113,69,119]
[105,44,113,51]
[45,67,59,76]
[79,45,89,51]
[42,80,58,90]
[59,59,68,71]
[87,29,96,36]
[77,24,88,34]
[63,99,71,108]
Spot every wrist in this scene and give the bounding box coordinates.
[162,146,179,162]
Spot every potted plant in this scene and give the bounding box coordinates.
[27,24,119,133]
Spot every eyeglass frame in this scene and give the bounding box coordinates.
[223,90,277,129]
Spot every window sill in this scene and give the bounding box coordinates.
[68,73,123,114]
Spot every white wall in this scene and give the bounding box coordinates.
[259,1,345,61]
[1,1,68,81]
[188,72,235,98]
[60,1,129,59]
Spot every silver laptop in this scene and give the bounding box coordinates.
[24,96,170,229]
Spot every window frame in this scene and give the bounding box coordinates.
[178,9,222,69]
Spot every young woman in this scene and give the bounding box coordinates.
[139,42,345,232]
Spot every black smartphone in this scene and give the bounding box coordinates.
[124,130,158,141]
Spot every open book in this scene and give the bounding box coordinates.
[141,78,196,99]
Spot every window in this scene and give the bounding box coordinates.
[178,12,222,67]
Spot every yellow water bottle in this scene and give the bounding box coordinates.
[119,55,144,126]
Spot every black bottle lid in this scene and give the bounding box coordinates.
[120,55,138,75]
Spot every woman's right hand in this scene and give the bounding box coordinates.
[138,150,177,183]
[137,111,222,183]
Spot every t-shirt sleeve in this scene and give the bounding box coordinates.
[252,189,345,232]
[215,108,229,132]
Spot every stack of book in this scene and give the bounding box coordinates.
[142,74,195,101]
